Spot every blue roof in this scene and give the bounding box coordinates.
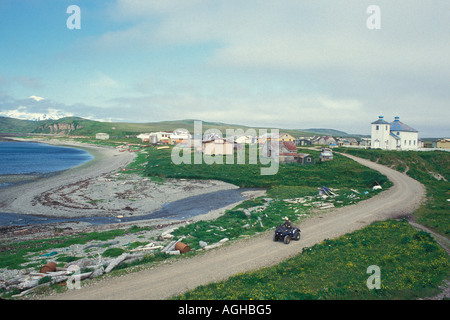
[390,117,418,132]
[390,132,400,140]
[371,116,390,125]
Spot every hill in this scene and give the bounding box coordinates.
[0,116,353,138]
[301,128,349,136]
[0,116,39,134]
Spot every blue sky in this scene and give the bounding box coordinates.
[0,0,449,137]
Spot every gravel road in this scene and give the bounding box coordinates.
[43,153,426,300]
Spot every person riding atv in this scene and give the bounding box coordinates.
[273,217,300,244]
[283,217,293,229]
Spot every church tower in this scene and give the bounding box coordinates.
[371,116,390,149]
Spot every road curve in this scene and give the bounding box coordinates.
[45,153,426,300]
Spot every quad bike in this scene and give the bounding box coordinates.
[273,224,301,244]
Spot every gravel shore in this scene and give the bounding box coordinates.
[0,138,249,227]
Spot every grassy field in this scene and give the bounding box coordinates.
[3,143,447,300]
[166,147,449,300]
[174,219,449,300]
[337,148,449,237]
[144,145,391,249]
[144,146,390,190]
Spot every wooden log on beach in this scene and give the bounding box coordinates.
[105,253,129,273]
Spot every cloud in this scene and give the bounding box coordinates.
[29,95,44,102]
[3,1,448,137]
[0,105,73,121]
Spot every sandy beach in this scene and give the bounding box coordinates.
[0,138,253,224]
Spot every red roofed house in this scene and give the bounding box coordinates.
[279,141,299,163]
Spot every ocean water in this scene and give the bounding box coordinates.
[0,141,94,176]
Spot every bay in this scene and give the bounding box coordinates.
[0,141,94,177]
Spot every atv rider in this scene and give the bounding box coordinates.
[283,217,292,229]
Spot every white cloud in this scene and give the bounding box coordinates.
[29,95,44,102]
[0,106,73,121]
[4,1,447,137]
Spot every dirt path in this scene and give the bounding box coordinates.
[44,153,426,300]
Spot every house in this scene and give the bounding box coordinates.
[137,133,151,142]
[279,133,296,143]
[297,153,315,165]
[202,138,234,155]
[95,133,109,140]
[263,140,315,165]
[169,133,191,145]
[337,137,358,147]
[295,137,313,146]
[359,138,371,147]
[138,131,191,145]
[319,147,333,161]
[234,135,257,144]
[278,141,299,163]
[154,132,172,144]
[313,136,337,145]
[371,116,419,150]
[258,132,280,145]
[258,132,295,144]
[434,138,450,149]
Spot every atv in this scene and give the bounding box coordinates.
[273,224,301,244]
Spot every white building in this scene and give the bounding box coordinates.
[137,131,191,144]
[371,116,419,150]
[95,133,109,140]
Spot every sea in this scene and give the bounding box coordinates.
[0,141,94,183]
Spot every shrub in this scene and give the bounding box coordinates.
[102,248,125,258]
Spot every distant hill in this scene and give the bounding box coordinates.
[300,128,349,137]
[0,116,39,134]
[0,116,355,138]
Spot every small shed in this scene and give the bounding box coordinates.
[319,148,333,161]
[202,138,234,155]
[297,153,315,165]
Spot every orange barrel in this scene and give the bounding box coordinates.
[175,242,191,253]
[40,262,57,273]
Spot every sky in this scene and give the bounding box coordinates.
[0,0,449,137]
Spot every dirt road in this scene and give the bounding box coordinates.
[45,153,426,300]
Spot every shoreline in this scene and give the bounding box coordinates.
[0,136,264,234]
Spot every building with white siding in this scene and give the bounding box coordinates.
[371,116,419,150]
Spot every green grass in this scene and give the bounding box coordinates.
[144,146,390,190]
[337,148,450,237]
[170,148,449,300]
[147,145,389,250]
[102,248,126,258]
[173,220,449,300]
